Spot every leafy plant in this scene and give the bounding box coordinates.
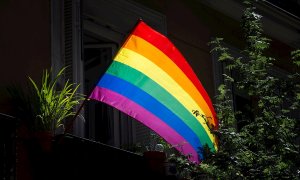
[8,66,85,135]
[27,67,85,134]
[201,0,300,179]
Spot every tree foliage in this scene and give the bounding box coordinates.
[143,1,299,179]
[200,1,300,179]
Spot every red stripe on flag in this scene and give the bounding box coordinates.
[132,21,218,127]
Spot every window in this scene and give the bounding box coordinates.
[51,0,166,148]
[212,44,253,130]
[212,42,297,130]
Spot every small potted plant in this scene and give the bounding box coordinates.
[143,132,169,177]
[28,67,85,135]
[8,66,85,179]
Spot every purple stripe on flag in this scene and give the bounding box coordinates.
[89,86,199,163]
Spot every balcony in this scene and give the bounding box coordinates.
[1,113,175,180]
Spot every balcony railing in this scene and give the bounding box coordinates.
[1,113,173,180]
[51,134,150,179]
[15,132,171,179]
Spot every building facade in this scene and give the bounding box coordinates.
[1,0,300,153]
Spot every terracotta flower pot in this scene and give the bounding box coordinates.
[33,131,53,153]
[143,151,167,176]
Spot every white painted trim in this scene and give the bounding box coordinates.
[72,0,85,137]
[83,0,167,35]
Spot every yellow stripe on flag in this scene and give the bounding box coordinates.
[115,48,217,149]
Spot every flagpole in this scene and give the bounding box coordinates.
[64,97,89,134]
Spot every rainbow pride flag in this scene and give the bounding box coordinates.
[89,20,218,163]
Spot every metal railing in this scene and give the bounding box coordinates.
[51,134,148,179]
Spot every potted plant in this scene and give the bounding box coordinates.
[7,66,85,179]
[28,66,85,135]
[142,132,169,177]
